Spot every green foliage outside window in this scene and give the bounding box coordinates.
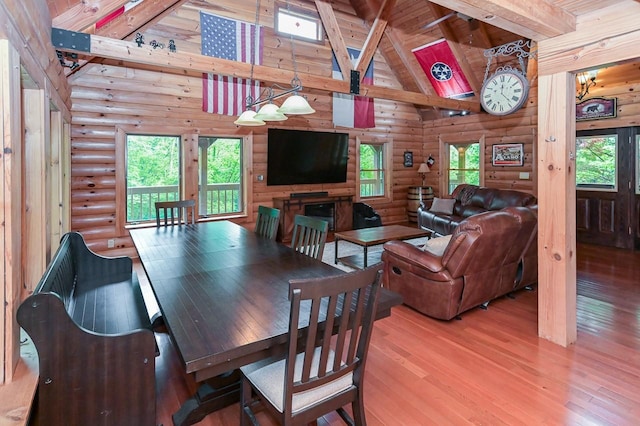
[448,143,480,193]
[575,135,616,188]
[360,143,384,197]
[126,135,181,222]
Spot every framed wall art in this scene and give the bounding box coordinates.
[492,143,524,166]
[403,151,413,167]
[576,97,617,121]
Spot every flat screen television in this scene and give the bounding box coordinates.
[267,128,349,185]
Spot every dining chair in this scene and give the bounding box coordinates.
[154,199,196,226]
[240,266,383,426]
[290,215,328,260]
[255,205,281,240]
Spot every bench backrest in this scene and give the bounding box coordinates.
[34,232,77,310]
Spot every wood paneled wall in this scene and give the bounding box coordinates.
[70,72,423,258]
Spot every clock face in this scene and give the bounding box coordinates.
[480,70,529,116]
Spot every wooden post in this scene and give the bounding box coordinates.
[1,39,24,383]
[24,88,49,293]
[536,72,577,346]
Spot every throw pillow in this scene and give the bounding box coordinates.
[429,197,456,215]
[422,235,452,256]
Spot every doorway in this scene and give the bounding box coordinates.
[576,127,638,249]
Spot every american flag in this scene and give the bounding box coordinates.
[200,12,263,115]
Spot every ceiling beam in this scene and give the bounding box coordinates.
[53,0,130,32]
[426,0,576,41]
[56,31,481,111]
[354,0,395,78]
[314,0,351,80]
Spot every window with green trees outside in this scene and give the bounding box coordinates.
[448,143,480,194]
[575,134,617,190]
[359,143,385,197]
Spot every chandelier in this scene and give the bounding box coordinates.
[234,0,314,126]
[576,70,597,101]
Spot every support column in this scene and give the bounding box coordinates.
[536,71,577,346]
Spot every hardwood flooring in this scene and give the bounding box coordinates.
[149,243,640,425]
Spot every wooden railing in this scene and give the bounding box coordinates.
[127,184,241,222]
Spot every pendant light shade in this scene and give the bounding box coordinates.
[254,103,288,121]
[277,94,315,115]
[233,110,266,126]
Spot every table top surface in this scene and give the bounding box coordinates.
[130,221,400,380]
[334,224,431,246]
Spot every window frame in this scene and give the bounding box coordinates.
[575,133,618,192]
[116,128,253,232]
[356,137,392,203]
[274,4,323,43]
[439,135,485,195]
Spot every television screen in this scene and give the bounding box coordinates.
[267,128,349,185]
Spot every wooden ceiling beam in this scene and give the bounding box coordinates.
[57,31,481,111]
[426,0,576,41]
[53,0,130,32]
[314,0,351,80]
[354,0,395,78]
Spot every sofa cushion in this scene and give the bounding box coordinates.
[422,235,452,256]
[430,197,456,214]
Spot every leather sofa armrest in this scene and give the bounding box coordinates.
[383,240,445,272]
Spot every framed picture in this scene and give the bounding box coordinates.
[403,151,413,167]
[576,97,617,121]
[492,143,524,166]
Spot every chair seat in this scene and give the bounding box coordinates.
[242,347,353,415]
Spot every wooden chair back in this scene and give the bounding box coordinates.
[254,205,280,240]
[284,267,382,424]
[155,199,195,226]
[290,214,328,260]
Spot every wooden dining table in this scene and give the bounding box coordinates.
[130,220,402,426]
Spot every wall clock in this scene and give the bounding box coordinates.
[480,68,530,116]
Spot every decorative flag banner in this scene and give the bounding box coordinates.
[95,0,143,30]
[412,39,473,99]
[332,47,375,129]
[200,12,263,115]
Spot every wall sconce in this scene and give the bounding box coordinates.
[418,162,431,186]
[576,70,598,101]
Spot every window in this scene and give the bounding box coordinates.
[126,134,181,223]
[448,143,481,194]
[198,137,243,216]
[357,139,391,199]
[275,7,322,42]
[575,134,617,190]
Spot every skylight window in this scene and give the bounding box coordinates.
[276,7,322,42]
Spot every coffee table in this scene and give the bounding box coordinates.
[334,225,431,269]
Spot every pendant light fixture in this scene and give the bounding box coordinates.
[234,0,314,126]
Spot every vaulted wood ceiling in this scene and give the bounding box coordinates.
[47,0,640,115]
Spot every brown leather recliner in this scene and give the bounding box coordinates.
[382,209,524,320]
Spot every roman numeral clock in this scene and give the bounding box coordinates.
[480,68,529,115]
[480,40,534,116]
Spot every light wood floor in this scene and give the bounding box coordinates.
[150,243,640,425]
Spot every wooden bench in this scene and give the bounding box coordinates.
[17,232,156,426]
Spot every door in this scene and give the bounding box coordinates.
[576,127,637,249]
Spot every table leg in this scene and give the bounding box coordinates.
[364,246,368,268]
[334,238,339,264]
[172,369,241,426]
